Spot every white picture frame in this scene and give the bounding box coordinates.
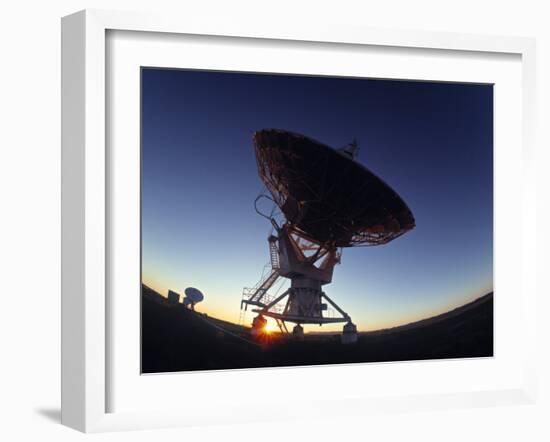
[61,9,537,433]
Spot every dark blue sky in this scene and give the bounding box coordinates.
[141,68,493,330]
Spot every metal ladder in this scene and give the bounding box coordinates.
[245,270,280,305]
[239,235,281,325]
[268,235,280,269]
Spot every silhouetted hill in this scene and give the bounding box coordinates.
[141,285,493,373]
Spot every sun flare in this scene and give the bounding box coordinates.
[263,322,277,333]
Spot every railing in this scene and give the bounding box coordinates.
[241,288,342,320]
[241,288,285,314]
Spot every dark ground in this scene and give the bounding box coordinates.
[141,285,493,373]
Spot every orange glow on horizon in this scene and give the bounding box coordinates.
[142,275,491,334]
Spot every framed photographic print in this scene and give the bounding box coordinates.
[140,68,494,373]
[61,9,537,432]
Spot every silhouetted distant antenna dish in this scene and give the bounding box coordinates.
[240,129,415,344]
[184,287,204,311]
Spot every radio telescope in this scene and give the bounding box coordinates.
[184,287,204,311]
[240,129,415,343]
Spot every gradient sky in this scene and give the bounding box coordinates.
[141,68,493,332]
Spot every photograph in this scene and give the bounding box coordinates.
[140,68,494,373]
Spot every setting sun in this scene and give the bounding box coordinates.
[263,321,277,333]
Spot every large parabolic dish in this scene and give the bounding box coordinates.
[253,129,415,247]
